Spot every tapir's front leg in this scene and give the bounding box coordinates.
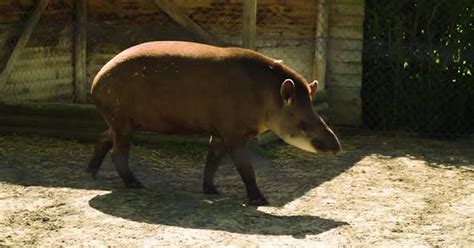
[230,144,268,206]
[203,135,227,194]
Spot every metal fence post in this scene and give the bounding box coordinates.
[74,0,88,103]
[313,0,329,93]
[243,0,257,50]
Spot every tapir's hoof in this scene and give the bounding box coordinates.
[249,198,269,206]
[124,179,145,189]
[203,184,220,195]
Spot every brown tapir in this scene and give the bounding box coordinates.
[88,41,341,206]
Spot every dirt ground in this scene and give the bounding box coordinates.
[0,133,473,246]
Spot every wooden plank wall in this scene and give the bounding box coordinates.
[327,0,364,125]
[0,0,74,102]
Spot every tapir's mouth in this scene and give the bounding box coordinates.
[311,138,341,153]
[280,135,317,153]
[279,133,341,154]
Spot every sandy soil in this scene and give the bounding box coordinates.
[0,134,473,246]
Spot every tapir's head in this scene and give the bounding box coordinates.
[268,78,341,153]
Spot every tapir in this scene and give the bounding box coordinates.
[88,41,341,206]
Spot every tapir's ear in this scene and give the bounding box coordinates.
[309,80,319,98]
[280,79,295,104]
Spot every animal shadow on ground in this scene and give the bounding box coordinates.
[89,189,347,237]
[0,135,364,235]
[87,134,474,235]
[87,139,361,236]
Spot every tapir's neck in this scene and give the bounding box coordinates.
[261,89,283,135]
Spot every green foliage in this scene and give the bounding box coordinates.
[362,0,474,135]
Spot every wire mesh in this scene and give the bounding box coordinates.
[255,1,317,81]
[184,0,318,81]
[185,1,244,46]
[362,0,474,136]
[1,0,469,136]
[0,0,74,102]
[0,0,320,102]
[86,0,197,101]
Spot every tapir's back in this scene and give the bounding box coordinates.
[91,41,279,135]
[92,41,246,92]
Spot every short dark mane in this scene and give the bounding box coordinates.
[224,47,311,99]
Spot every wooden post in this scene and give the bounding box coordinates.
[242,0,257,50]
[313,0,330,93]
[0,0,49,88]
[74,0,87,103]
[153,0,218,45]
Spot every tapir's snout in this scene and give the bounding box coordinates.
[310,129,341,153]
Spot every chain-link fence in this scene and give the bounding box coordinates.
[362,0,474,136]
[0,0,74,102]
[0,0,320,105]
[2,0,471,136]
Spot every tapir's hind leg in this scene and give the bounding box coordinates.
[203,135,227,194]
[88,129,113,180]
[110,121,144,188]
